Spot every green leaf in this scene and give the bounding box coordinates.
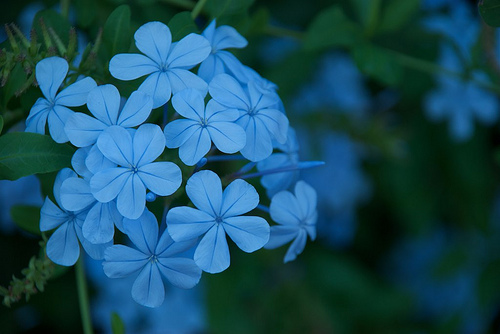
[0,132,75,180]
[0,116,3,134]
[168,12,198,42]
[351,0,381,32]
[378,0,420,33]
[205,0,254,18]
[479,0,500,27]
[111,312,126,334]
[351,43,403,86]
[10,205,41,235]
[32,9,71,46]
[304,6,360,51]
[74,0,98,28]
[2,63,26,107]
[103,5,132,56]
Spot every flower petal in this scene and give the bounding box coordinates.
[133,124,165,166]
[264,225,300,249]
[56,77,97,107]
[197,54,225,83]
[134,21,172,65]
[211,25,248,50]
[138,71,171,108]
[186,170,222,216]
[157,257,201,289]
[167,33,210,68]
[209,73,250,110]
[25,98,50,134]
[220,179,259,217]
[53,168,77,207]
[76,223,111,260]
[270,190,302,226]
[167,69,208,96]
[132,263,165,308]
[194,224,229,273]
[103,244,149,277]
[207,121,246,154]
[65,112,108,147]
[109,53,159,80]
[48,105,73,143]
[294,181,317,221]
[116,174,146,219]
[283,229,307,263]
[239,115,273,162]
[171,88,205,120]
[60,177,95,211]
[223,216,269,253]
[117,90,153,127]
[36,57,68,99]
[123,209,159,254]
[82,202,117,244]
[97,126,133,166]
[178,127,211,166]
[71,147,93,179]
[164,119,200,148]
[166,206,215,242]
[90,167,131,203]
[138,162,181,196]
[46,221,80,266]
[256,108,289,144]
[156,231,197,257]
[40,197,69,231]
[87,85,121,125]
[85,144,117,175]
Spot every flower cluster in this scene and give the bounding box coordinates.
[28,20,321,307]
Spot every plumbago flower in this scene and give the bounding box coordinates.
[164,88,246,165]
[109,21,211,108]
[209,74,289,161]
[90,124,182,219]
[167,170,270,273]
[65,84,153,147]
[26,56,96,143]
[40,168,111,266]
[264,181,317,263]
[103,210,201,308]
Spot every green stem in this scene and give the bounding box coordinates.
[60,0,70,20]
[159,0,195,10]
[76,257,93,334]
[191,0,208,20]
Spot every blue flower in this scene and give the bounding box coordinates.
[103,210,202,308]
[26,56,97,143]
[198,20,248,83]
[164,88,246,165]
[264,181,317,263]
[167,170,270,273]
[209,74,289,161]
[109,21,211,108]
[65,85,153,147]
[90,124,182,219]
[40,168,110,266]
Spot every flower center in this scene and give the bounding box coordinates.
[200,118,208,128]
[130,165,139,173]
[149,255,158,263]
[215,216,223,224]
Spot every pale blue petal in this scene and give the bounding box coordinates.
[25,98,50,134]
[65,112,108,147]
[123,209,158,254]
[36,57,68,99]
[97,126,133,166]
[109,53,159,80]
[87,85,121,125]
[167,34,210,68]
[167,69,208,96]
[138,162,181,196]
[48,105,73,143]
[132,263,165,308]
[75,223,111,260]
[71,147,93,179]
[264,225,299,249]
[53,168,77,207]
[198,54,224,83]
[82,202,117,244]
[284,229,307,263]
[164,119,200,148]
[90,168,130,203]
[156,232,197,257]
[56,77,97,107]
[205,99,240,121]
[201,20,216,43]
[247,81,279,111]
[207,121,246,154]
[85,144,116,175]
[40,197,69,231]
[186,170,222,216]
[216,51,249,82]
[209,74,249,110]
[257,108,289,144]
[223,216,269,252]
[133,124,165,166]
[116,174,146,219]
[46,221,80,266]
[212,25,248,50]
[166,206,215,241]
[178,128,211,166]
[134,21,172,65]
[294,181,317,220]
[157,257,201,289]
[194,224,229,273]
[239,116,273,162]
[138,71,171,108]
[270,190,302,225]
[171,88,205,120]
[60,177,95,211]
[103,245,149,277]
[117,90,153,127]
[220,179,259,217]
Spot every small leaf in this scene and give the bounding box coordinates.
[351,0,381,32]
[0,132,75,180]
[10,205,41,235]
[168,12,198,41]
[479,0,500,27]
[32,10,71,46]
[377,0,420,33]
[111,312,126,334]
[304,6,360,51]
[103,5,132,56]
[2,63,26,107]
[351,43,403,86]
[74,0,98,28]
[0,115,3,134]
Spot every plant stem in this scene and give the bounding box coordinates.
[191,0,208,20]
[76,257,93,334]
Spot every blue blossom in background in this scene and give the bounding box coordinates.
[109,21,211,108]
[167,170,270,273]
[90,124,182,219]
[209,74,289,161]
[164,88,246,165]
[264,181,317,263]
[25,56,97,143]
[103,210,202,308]
[65,85,153,147]
[198,19,248,83]
[40,168,110,266]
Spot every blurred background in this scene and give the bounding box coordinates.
[2,0,500,333]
